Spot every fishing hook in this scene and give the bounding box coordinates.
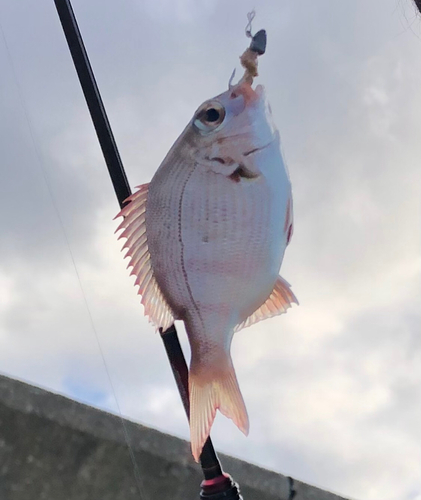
[228,68,237,90]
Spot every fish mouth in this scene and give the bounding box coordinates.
[231,82,258,104]
[254,84,265,97]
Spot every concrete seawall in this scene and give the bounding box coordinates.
[0,374,348,500]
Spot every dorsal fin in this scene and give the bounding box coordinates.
[115,184,174,331]
[234,276,298,332]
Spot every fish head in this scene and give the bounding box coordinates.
[188,82,279,177]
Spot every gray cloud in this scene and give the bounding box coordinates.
[0,1,420,499]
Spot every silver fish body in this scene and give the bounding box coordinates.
[116,81,297,461]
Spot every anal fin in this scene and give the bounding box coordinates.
[234,276,298,333]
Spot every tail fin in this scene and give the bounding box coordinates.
[189,360,249,462]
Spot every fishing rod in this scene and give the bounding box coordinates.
[53,1,265,497]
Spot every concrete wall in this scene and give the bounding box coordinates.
[0,374,347,500]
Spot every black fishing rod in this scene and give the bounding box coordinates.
[53,1,265,497]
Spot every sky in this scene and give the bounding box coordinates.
[0,1,420,499]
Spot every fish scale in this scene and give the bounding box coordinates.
[182,170,269,312]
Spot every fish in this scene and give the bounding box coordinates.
[115,73,297,462]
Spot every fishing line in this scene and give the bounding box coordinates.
[245,9,256,38]
[0,18,148,500]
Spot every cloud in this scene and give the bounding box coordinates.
[0,1,420,499]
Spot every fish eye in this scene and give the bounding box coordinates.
[194,102,225,132]
[204,108,220,122]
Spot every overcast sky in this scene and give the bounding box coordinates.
[0,1,420,499]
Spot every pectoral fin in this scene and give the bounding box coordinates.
[115,184,174,331]
[234,276,298,332]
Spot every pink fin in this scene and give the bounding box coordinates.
[234,276,298,333]
[189,361,249,462]
[115,183,174,331]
